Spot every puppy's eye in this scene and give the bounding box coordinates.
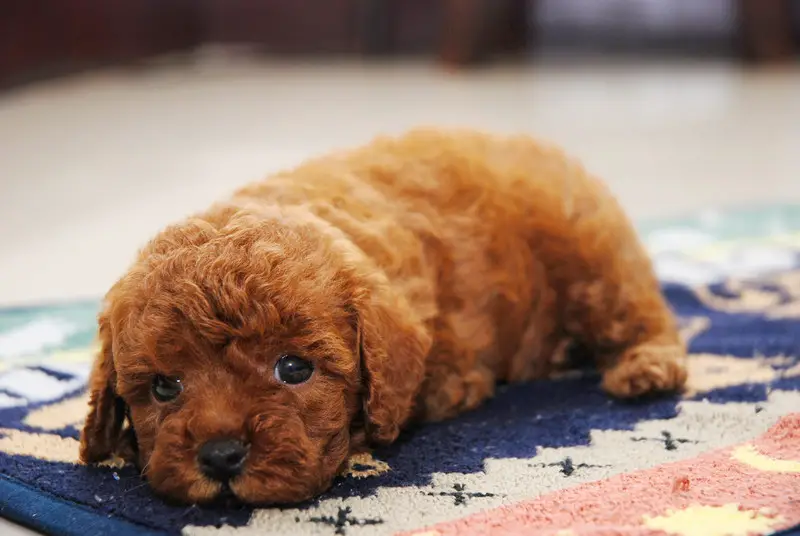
[152,375,183,402]
[274,355,314,385]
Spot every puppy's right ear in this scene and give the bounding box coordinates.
[79,312,127,464]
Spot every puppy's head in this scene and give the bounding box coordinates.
[79,208,430,504]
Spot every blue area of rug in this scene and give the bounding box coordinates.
[1,273,798,535]
[0,474,163,536]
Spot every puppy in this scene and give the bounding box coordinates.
[80,128,687,505]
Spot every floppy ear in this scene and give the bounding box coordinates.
[354,281,432,445]
[79,313,129,464]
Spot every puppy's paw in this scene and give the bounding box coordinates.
[419,366,495,422]
[601,343,688,398]
[459,367,496,412]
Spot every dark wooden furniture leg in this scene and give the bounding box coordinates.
[738,0,796,62]
[358,0,393,56]
[439,0,529,68]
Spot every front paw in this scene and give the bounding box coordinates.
[601,344,688,398]
[419,367,495,421]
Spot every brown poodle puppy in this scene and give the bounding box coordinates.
[80,128,687,505]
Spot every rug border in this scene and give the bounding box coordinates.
[0,474,168,536]
[775,524,800,536]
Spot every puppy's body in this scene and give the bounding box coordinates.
[234,129,683,415]
[81,129,686,505]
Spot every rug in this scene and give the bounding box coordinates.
[1,205,799,536]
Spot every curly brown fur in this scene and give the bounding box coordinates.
[80,128,687,505]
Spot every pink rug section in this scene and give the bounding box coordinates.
[404,414,800,536]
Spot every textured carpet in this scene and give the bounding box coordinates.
[0,206,799,536]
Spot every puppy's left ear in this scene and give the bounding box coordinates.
[353,279,432,445]
[79,312,130,464]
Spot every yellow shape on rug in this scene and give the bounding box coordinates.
[685,354,800,396]
[24,394,87,430]
[732,444,800,473]
[0,428,126,467]
[643,504,783,536]
[49,346,96,363]
[0,428,79,464]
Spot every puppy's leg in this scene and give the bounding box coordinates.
[416,320,495,422]
[549,180,688,398]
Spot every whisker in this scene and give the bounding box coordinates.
[180,504,199,518]
[122,481,151,495]
[139,459,152,476]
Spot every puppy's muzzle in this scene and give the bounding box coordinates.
[197,438,248,482]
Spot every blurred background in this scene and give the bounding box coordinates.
[1,0,800,306]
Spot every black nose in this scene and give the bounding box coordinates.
[197,438,248,481]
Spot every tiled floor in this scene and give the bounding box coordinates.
[0,56,799,535]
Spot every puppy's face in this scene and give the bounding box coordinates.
[114,302,360,505]
[79,212,430,505]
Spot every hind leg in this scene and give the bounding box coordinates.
[547,181,688,398]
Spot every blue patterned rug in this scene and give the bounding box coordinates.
[1,206,799,536]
